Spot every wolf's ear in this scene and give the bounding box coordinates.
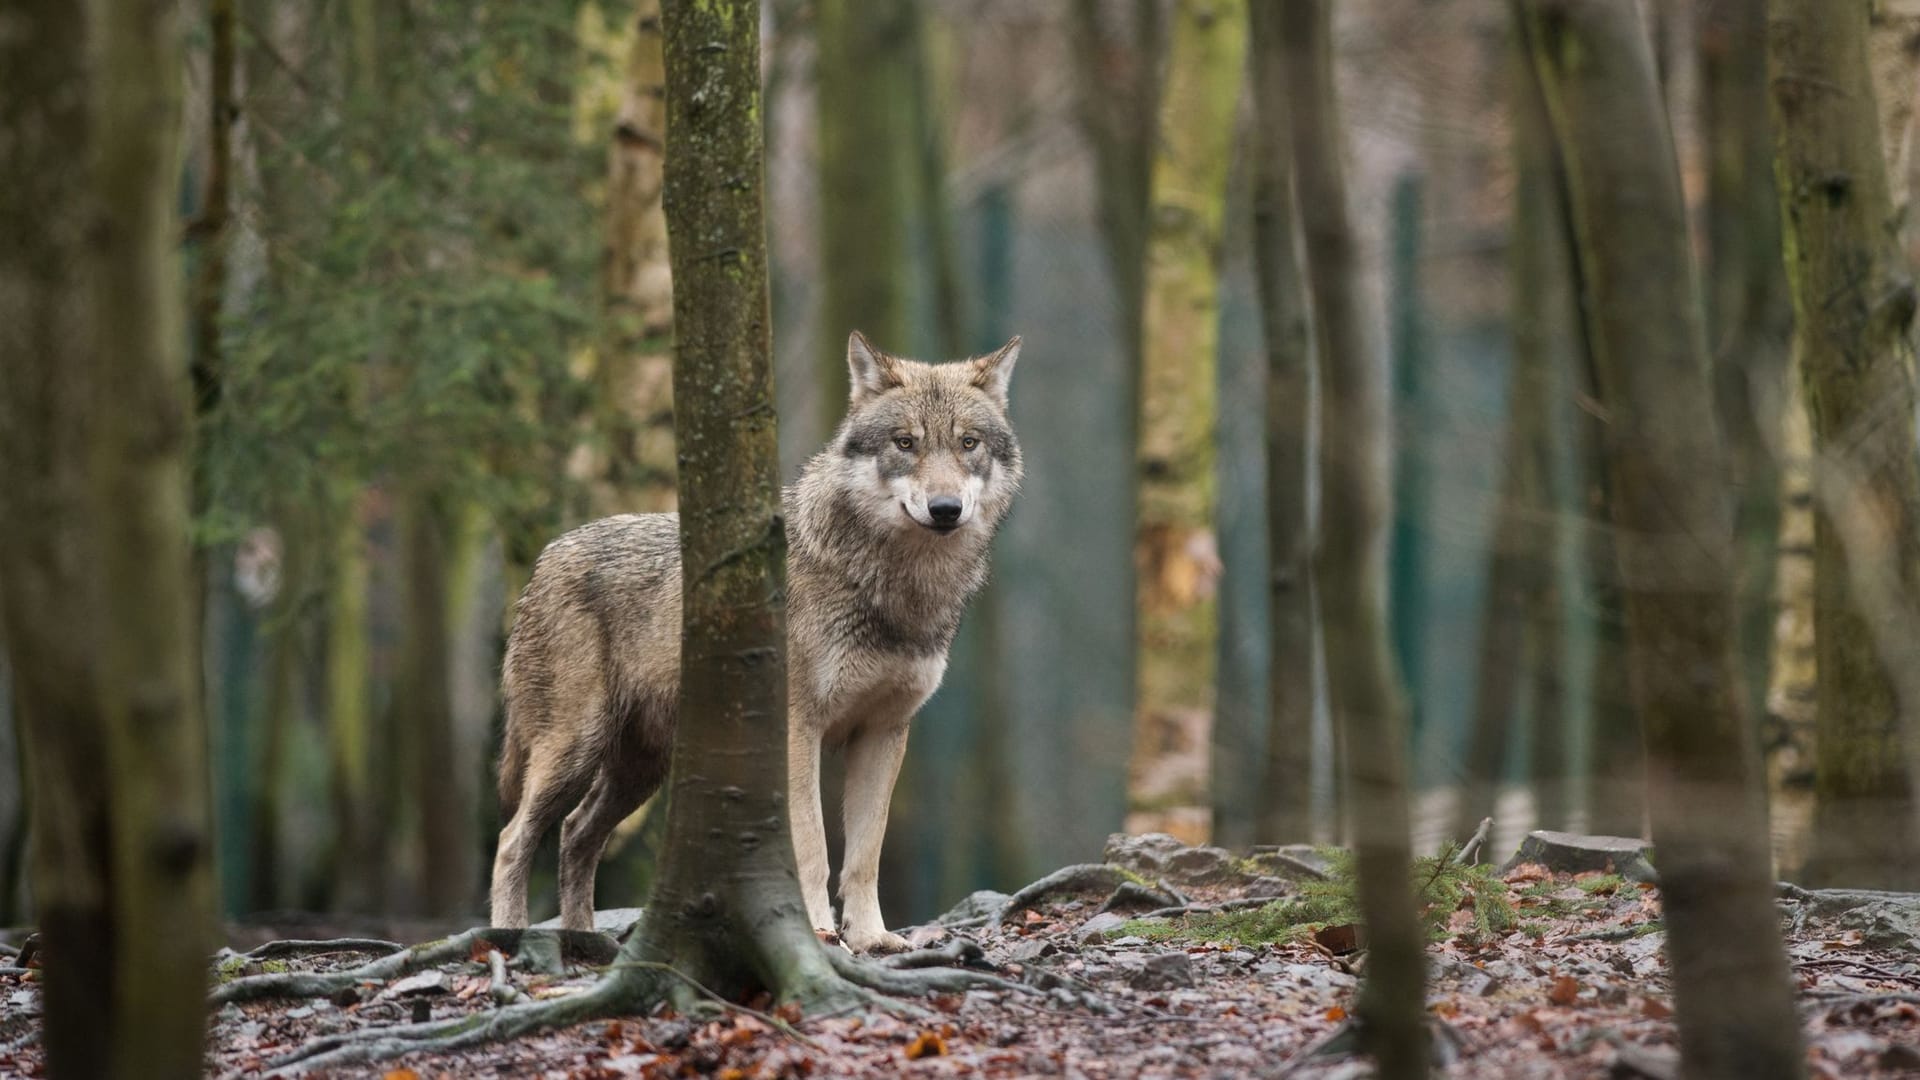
[847,330,904,403]
[969,336,1021,408]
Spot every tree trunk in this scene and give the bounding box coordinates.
[1523,2,1805,1076]
[0,0,216,1074]
[1069,0,1165,378]
[0,5,116,1074]
[1771,0,1920,890]
[1248,0,1317,847]
[592,0,678,518]
[1870,0,1920,226]
[1127,0,1245,843]
[1283,0,1425,1073]
[1386,177,1429,763]
[397,494,470,915]
[1765,380,1818,876]
[325,505,376,909]
[607,0,854,1005]
[814,0,912,442]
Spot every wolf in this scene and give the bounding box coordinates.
[488,331,1022,952]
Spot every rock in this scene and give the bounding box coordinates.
[533,907,645,938]
[1129,951,1195,990]
[1104,832,1238,884]
[385,969,447,997]
[1096,880,1182,915]
[936,889,1011,925]
[1008,938,1056,963]
[1246,845,1337,879]
[1784,887,1920,952]
[1075,912,1129,945]
[1501,831,1657,882]
[514,929,565,975]
[1244,875,1292,899]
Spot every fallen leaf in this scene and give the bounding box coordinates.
[905,1030,948,1059]
[382,1070,421,1080]
[1641,996,1672,1020]
[1314,924,1362,955]
[1547,975,1580,1006]
[1325,1005,1347,1022]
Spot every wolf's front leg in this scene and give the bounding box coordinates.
[788,719,835,934]
[838,722,912,953]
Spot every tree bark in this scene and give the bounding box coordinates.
[0,0,217,1074]
[814,0,912,442]
[0,5,116,1074]
[1283,0,1425,1073]
[592,0,678,518]
[1248,0,1317,847]
[1523,2,1805,1076]
[611,0,856,1005]
[1770,0,1920,890]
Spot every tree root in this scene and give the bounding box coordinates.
[259,978,626,1075]
[212,927,617,1005]
[246,937,404,960]
[1136,896,1280,921]
[877,937,991,971]
[1097,880,1185,915]
[990,864,1132,930]
[823,945,1034,999]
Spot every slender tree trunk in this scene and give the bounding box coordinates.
[0,6,116,1074]
[1765,379,1818,875]
[1870,0,1920,227]
[1249,0,1317,846]
[593,0,678,518]
[1386,177,1429,761]
[608,0,855,1005]
[814,0,912,440]
[1771,0,1920,890]
[1126,0,1245,842]
[1069,0,1165,378]
[248,531,302,911]
[94,0,216,1068]
[397,494,470,915]
[325,506,376,908]
[1283,0,1425,1073]
[1523,3,1804,1076]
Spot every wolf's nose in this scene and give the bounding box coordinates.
[928,496,963,526]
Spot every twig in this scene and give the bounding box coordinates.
[1455,818,1494,866]
[487,948,523,1006]
[246,938,404,960]
[602,961,822,1051]
[1795,957,1920,989]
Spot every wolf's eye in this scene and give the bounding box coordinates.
[894,435,916,451]
[961,436,980,451]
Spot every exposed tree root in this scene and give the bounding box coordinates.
[246,937,404,960]
[1137,896,1280,921]
[1097,880,1185,914]
[0,966,28,977]
[212,928,617,1005]
[877,937,990,971]
[990,864,1132,929]
[823,946,1035,998]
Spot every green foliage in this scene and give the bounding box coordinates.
[203,0,604,558]
[1120,846,1516,947]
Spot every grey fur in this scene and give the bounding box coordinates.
[488,333,1023,952]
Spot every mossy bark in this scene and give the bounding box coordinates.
[1248,0,1316,847]
[1128,0,1246,835]
[1282,0,1425,1074]
[1523,2,1805,1075]
[611,0,857,1006]
[1770,0,1920,890]
[591,0,678,518]
[0,1,217,1075]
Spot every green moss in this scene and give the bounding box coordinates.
[1577,874,1624,895]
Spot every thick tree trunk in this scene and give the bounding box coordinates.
[0,1,215,1075]
[1248,0,1317,847]
[398,495,471,915]
[592,0,678,518]
[1127,0,1245,842]
[1523,2,1805,1076]
[1770,0,1920,890]
[0,6,116,1074]
[1870,0,1920,225]
[1282,0,1425,1073]
[814,0,912,443]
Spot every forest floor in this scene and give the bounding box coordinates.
[5,832,1920,1078]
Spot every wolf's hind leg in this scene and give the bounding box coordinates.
[489,759,591,928]
[838,722,912,953]
[558,759,663,932]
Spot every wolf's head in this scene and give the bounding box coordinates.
[820,330,1023,540]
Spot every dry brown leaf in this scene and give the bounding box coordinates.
[382,1070,421,1080]
[1324,1005,1347,1022]
[1547,975,1580,1006]
[1640,996,1672,1020]
[904,1031,948,1060]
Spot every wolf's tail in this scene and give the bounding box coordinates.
[497,728,528,822]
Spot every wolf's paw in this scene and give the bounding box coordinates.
[841,926,911,954]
